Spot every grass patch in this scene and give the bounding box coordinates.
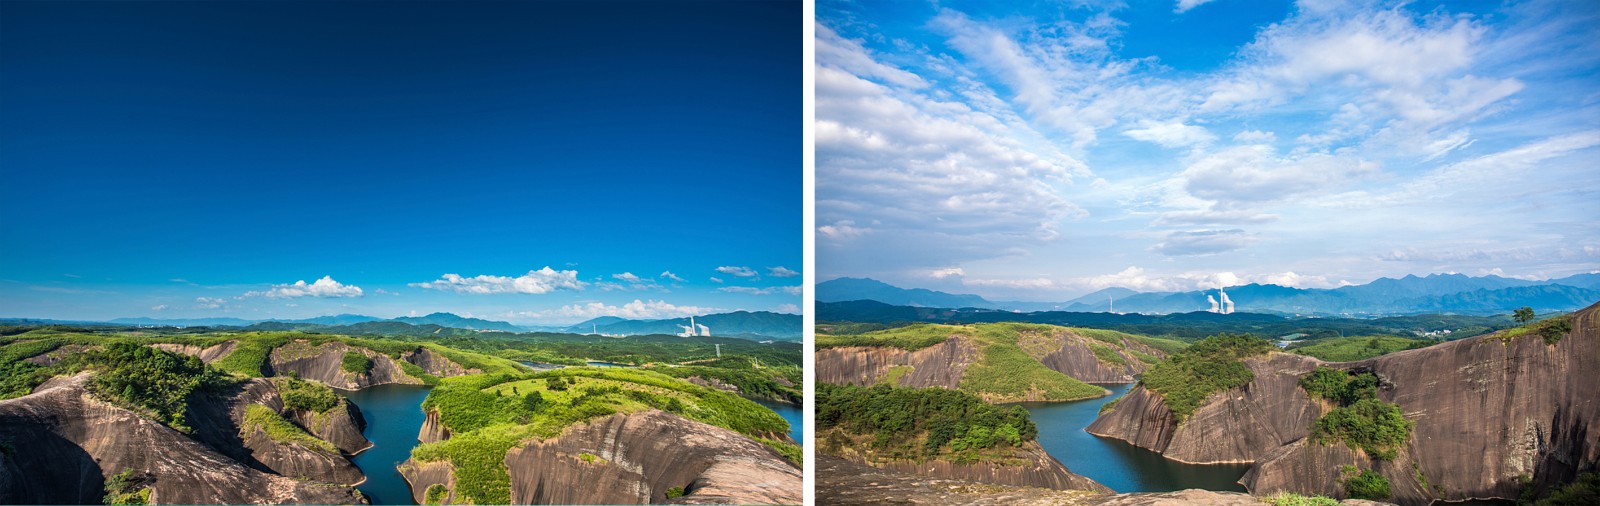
[273,376,337,413]
[882,365,913,386]
[341,351,373,375]
[1129,335,1190,355]
[1261,492,1339,506]
[1087,342,1127,367]
[957,324,1107,402]
[243,404,336,453]
[211,334,294,377]
[816,324,962,351]
[399,360,442,385]
[1140,333,1273,422]
[1341,465,1391,500]
[1288,335,1431,362]
[423,483,448,505]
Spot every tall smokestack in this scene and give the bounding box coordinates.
[1219,286,1234,315]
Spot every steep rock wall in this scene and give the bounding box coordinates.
[292,398,370,455]
[815,337,977,388]
[269,340,420,390]
[405,410,801,505]
[1242,304,1600,504]
[151,341,237,364]
[417,408,450,444]
[184,378,367,486]
[1033,331,1166,384]
[397,460,457,505]
[1088,353,1324,464]
[0,374,364,504]
[834,441,1108,494]
[401,347,475,377]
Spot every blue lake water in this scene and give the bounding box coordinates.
[339,384,433,505]
[1021,383,1252,493]
[754,399,804,444]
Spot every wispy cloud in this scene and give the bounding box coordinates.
[767,266,800,278]
[715,266,758,278]
[524,299,719,321]
[244,275,363,299]
[411,267,584,295]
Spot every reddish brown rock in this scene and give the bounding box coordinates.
[815,336,978,388]
[831,440,1109,494]
[268,340,421,390]
[152,340,238,363]
[401,347,476,377]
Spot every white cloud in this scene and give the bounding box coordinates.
[533,299,718,320]
[410,267,585,294]
[195,297,227,309]
[715,266,758,278]
[718,286,802,296]
[776,303,800,314]
[1124,120,1216,148]
[1152,229,1256,256]
[1180,145,1378,202]
[150,304,167,311]
[768,266,800,278]
[1175,0,1219,13]
[612,272,642,283]
[660,271,685,282]
[709,277,724,284]
[929,267,966,279]
[817,220,869,240]
[1233,130,1277,143]
[245,276,364,299]
[963,277,1058,289]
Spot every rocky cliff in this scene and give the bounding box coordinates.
[1031,329,1168,384]
[172,377,368,487]
[152,340,238,363]
[1087,352,1323,464]
[1091,302,1600,504]
[401,347,477,377]
[0,374,365,504]
[417,407,450,444]
[832,440,1109,494]
[268,340,422,390]
[402,409,802,505]
[815,336,978,388]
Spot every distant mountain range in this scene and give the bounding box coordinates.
[564,311,801,340]
[817,272,1600,316]
[13,310,800,341]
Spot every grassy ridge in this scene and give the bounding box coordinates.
[242,404,336,453]
[1288,335,1432,362]
[816,324,964,351]
[818,383,1036,464]
[411,367,797,505]
[959,324,1107,402]
[1140,333,1274,421]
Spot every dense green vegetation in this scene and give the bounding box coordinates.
[411,367,796,505]
[102,468,150,505]
[340,351,373,374]
[423,484,448,505]
[816,324,962,351]
[817,383,1036,464]
[646,358,802,404]
[959,324,1107,402]
[242,404,336,453]
[1341,466,1391,500]
[1301,367,1412,460]
[1139,333,1274,421]
[84,343,230,433]
[1531,472,1600,505]
[1087,342,1127,366]
[1288,335,1433,362]
[273,376,337,413]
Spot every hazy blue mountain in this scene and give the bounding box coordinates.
[1064,287,1141,308]
[568,311,801,340]
[565,316,629,332]
[107,317,258,327]
[1551,272,1600,290]
[817,277,997,308]
[393,312,523,332]
[288,314,383,326]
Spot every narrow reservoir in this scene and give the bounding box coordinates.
[1021,383,1251,493]
[340,384,433,505]
[754,399,804,444]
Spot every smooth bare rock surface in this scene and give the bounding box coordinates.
[292,398,370,455]
[815,337,977,388]
[269,340,420,390]
[0,374,364,504]
[22,344,97,366]
[186,378,368,484]
[404,409,802,505]
[397,460,457,505]
[1088,352,1323,464]
[401,347,475,377]
[241,427,364,485]
[417,408,450,444]
[1089,489,1390,505]
[152,340,237,363]
[1032,330,1167,384]
[1242,303,1600,504]
[833,441,1109,494]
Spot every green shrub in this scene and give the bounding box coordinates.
[275,376,337,413]
[1313,398,1412,460]
[86,343,230,433]
[103,468,150,505]
[341,351,373,375]
[665,486,685,499]
[423,483,448,505]
[1299,367,1378,405]
[1262,492,1339,506]
[1541,317,1574,345]
[817,383,1036,462]
[1140,333,1273,421]
[1342,467,1391,500]
[1534,472,1600,505]
[1087,342,1127,367]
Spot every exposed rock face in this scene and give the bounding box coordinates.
[686,376,740,393]
[397,460,456,505]
[401,347,476,377]
[404,409,801,505]
[1241,305,1600,504]
[417,408,450,444]
[1032,330,1168,384]
[832,440,1109,494]
[1087,352,1324,464]
[1092,302,1600,505]
[152,340,238,363]
[815,337,978,388]
[0,374,364,504]
[22,344,97,366]
[269,340,421,390]
[183,378,367,486]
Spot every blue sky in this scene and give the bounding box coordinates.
[1,1,800,323]
[818,0,1600,300]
